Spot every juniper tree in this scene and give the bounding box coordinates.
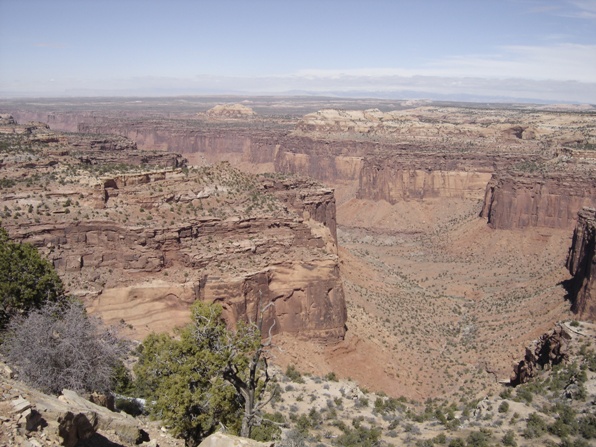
[0,227,64,329]
[134,300,278,446]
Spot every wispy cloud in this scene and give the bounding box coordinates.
[294,44,596,84]
[426,43,596,82]
[568,0,596,19]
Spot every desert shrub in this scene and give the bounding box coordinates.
[286,364,305,383]
[434,433,447,444]
[523,412,547,439]
[558,439,590,447]
[548,403,578,438]
[466,429,492,447]
[502,430,517,446]
[355,396,369,408]
[448,438,466,447]
[515,386,533,403]
[325,371,338,381]
[295,414,312,435]
[278,429,307,447]
[2,300,126,394]
[416,440,434,447]
[332,425,381,447]
[0,227,64,329]
[500,387,513,399]
[578,414,596,439]
[498,401,510,413]
[308,408,323,429]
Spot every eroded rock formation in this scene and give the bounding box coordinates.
[481,168,596,230]
[566,207,596,319]
[8,105,596,216]
[510,324,570,386]
[205,103,257,118]
[0,117,346,342]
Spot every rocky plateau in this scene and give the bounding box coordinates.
[0,114,346,342]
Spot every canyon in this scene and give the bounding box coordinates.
[0,115,346,342]
[2,97,596,400]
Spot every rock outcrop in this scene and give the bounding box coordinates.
[0,118,346,342]
[566,207,596,319]
[205,103,257,118]
[481,174,596,230]
[510,324,570,386]
[481,159,596,230]
[0,376,150,447]
[9,106,596,215]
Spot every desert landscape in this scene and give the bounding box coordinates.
[1,96,595,446]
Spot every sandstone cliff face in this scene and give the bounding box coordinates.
[481,167,596,230]
[357,155,493,202]
[0,118,346,341]
[8,106,596,230]
[566,207,596,319]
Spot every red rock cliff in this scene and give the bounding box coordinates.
[566,207,596,319]
[481,170,596,230]
[0,118,346,341]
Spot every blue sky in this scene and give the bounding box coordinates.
[1,0,595,102]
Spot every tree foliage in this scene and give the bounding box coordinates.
[2,300,126,394]
[0,226,64,328]
[134,301,276,446]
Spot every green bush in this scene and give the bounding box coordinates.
[286,364,305,383]
[498,401,510,413]
[524,412,547,439]
[0,227,64,329]
[466,429,492,447]
[134,301,271,444]
[502,429,517,446]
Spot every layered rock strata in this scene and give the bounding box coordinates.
[481,162,596,230]
[0,117,347,341]
[566,207,596,319]
[8,106,596,214]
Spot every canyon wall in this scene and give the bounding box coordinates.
[0,118,347,341]
[356,154,494,202]
[481,171,596,230]
[566,207,596,319]
[9,107,596,230]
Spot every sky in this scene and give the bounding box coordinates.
[0,0,595,103]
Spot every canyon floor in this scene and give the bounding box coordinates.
[275,196,573,400]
